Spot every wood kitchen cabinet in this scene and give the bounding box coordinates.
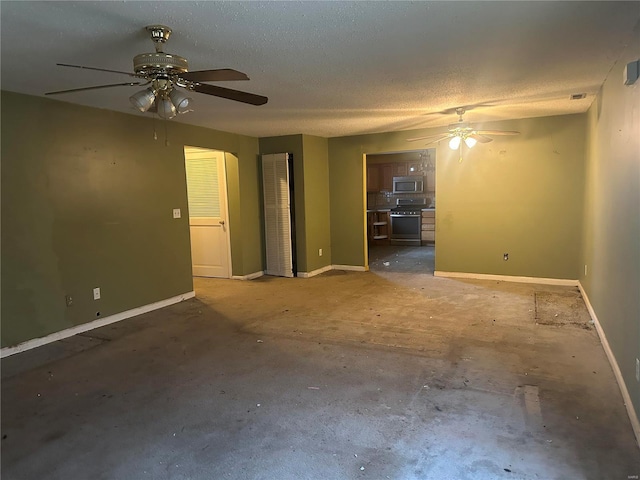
[393,163,408,176]
[408,163,423,175]
[421,209,435,244]
[367,164,380,192]
[368,162,411,192]
[380,164,394,191]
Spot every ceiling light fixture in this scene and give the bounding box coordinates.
[129,87,157,112]
[464,136,477,148]
[447,133,477,150]
[156,95,177,119]
[416,150,435,173]
[129,85,192,119]
[169,89,192,113]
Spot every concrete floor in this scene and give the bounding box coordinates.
[2,246,639,479]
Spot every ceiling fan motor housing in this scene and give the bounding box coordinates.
[133,52,188,76]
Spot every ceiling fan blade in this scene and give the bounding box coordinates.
[192,83,268,106]
[181,69,249,82]
[45,82,142,95]
[409,134,452,145]
[406,132,451,142]
[470,134,493,143]
[57,63,138,77]
[423,135,454,146]
[475,130,520,136]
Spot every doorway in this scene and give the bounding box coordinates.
[184,146,232,278]
[365,149,436,274]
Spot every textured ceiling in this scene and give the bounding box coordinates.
[1,1,639,138]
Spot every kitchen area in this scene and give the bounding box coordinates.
[366,150,436,272]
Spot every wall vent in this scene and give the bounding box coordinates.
[570,93,587,100]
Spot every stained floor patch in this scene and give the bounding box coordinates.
[534,290,592,329]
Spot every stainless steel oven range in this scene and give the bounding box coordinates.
[389,198,428,246]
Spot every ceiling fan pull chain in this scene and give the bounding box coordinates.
[164,118,169,147]
[152,114,158,141]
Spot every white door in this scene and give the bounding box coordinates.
[184,146,231,278]
[262,153,293,277]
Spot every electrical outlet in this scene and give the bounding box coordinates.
[503,253,509,261]
[636,358,639,382]
[173,208,181,219]
[65,295,73,307]
[319,248,323,257]
[93,287,101,300]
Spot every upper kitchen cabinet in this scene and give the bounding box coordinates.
[408,163,423,175]
[367,150,436,193]
[393,163,408,176]
[367,164,380,192]
[368,163,394,192]
[380,164,394,191]
[368,162,410,192]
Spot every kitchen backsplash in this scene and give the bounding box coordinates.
[368,191,436,209]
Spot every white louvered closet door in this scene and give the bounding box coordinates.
[262,153,293,277]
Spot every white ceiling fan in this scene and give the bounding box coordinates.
[406,107,519,151]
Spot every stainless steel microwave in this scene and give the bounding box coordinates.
[392,176,424,194]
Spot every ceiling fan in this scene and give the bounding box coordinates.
[45,25,268,119]
[406,107,519,150]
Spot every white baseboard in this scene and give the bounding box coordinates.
[231,271,264,280]
[578,282,640,449]
[434,271,578,286]
[332,264,367,272]
[298,265,333,278]
[298,264,367,277]
[0,291,196,358]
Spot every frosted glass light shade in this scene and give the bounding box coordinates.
[464,136,477,148]
[129,88,156,112]
[169,89,192,114]
[157,98,177,119]
[448,136,461,150]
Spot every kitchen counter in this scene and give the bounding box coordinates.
[366,208,391,213]
[421,208,435,212]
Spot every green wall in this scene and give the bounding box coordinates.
[301,135,331,272]
[258,135,306,271]
[328,115,586,279]
[580,25,640,424]
[435,115,586,278]
[258,134,332,274]
[1,91,261,347]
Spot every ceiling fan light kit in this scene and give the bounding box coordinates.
[448,136,461,150]
[169,89,191,114]
[129,87,157,112]
[464,136,477,148]
[157,96,177,120]
[407,107,520,158]
[46,24,268,121]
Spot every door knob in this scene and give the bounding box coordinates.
[219,220,225,225]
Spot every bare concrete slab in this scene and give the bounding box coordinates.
[2,247,639,479]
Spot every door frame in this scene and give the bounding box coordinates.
[363,148,437,269]
[183,145,233,279]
